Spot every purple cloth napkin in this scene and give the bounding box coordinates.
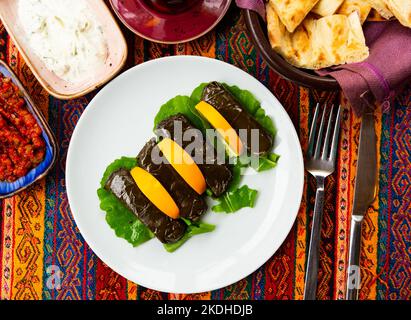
[235,0,266,19]
[318,21,411,115]
[236,1,411,115]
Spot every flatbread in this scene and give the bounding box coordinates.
[313,13,369,68]
[268,0,320,33]
[369,0,394,19]
[312,0,344,16]
[266,4,369,70]
[266,1,314,67]
[384,0,411,27]
[337,0,372,24]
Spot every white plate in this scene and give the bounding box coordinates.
[66,56,304,294]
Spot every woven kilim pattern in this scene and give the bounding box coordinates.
[0,7,410,300]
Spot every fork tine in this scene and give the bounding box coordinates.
[329,105,342,162]
[321,105,335,160]
[307,103,320,157]
[314,105,327,158]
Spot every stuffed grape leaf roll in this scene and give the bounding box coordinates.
[105,168,186,244]
[137,138,208,222]
[202,82,274,156]
[156,114,232,197]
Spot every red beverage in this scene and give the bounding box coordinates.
[144,0,197,14]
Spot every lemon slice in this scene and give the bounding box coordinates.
[157,138,206,195]
[130,167,180,219]
[195,101,244,156]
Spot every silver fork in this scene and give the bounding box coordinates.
[303,104,342,300]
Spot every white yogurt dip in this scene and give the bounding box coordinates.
[18,0,108,83]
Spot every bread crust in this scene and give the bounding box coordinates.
[312,0,344,17]
[268,0,320,33]
[266,5,369,70]
[337,0,372,24]
[384,0,411,27]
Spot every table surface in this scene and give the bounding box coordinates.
[0,7,410,300]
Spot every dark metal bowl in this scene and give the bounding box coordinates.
[244,10,340,91]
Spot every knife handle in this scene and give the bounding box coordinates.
[304,176,325,300]
[346,215,363,300]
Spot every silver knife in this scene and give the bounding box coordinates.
[346,92,378,300]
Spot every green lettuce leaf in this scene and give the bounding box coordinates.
[239,153,281,172]
[98,157,215,251]
[211,161,258,213]
[222,84,277,137]
[100,156,138,188]
[153,95,209,132]
[163,220,216,253]
[254,153,280,172]
[205,160,258,213]
[98,157,154,247]
[98,188,154,247]
[212,185,258,213]
[190,83,208,104]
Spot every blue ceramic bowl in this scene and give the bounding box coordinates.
[0,61,58,198]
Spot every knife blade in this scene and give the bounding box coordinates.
[346,93,378,300]
[352,112,378,214]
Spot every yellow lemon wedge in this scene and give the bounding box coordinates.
[195,101,244,156]
[157,138,206,195]
[130,167,180,219]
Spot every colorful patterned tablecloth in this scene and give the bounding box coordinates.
[0,7,410,300]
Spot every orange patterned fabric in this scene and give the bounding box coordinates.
[0,8,410,300]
